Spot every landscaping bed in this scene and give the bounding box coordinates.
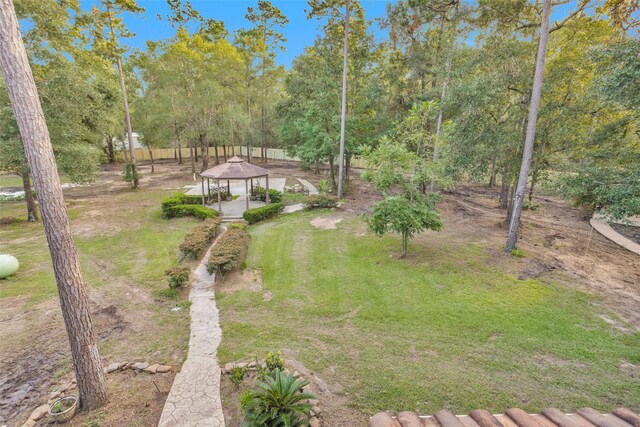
[610,223,640,245]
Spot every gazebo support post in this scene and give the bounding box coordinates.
[227,180,230,196]
[265,175,270,203]
[245,179,249,211]
[217,179,222,213]
[200,177,205,206]
[207,178,211,203]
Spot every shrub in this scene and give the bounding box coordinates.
[206,226,250,275]
[230,366,247,386]
[179,217,223,259]
[165,266,190,289]
[161,193,206,214]
[317,179,331,194]
[303,194,338,209]
[243,203,285,224]
[256,351,286,381]
[164,204,217,220]
[124,162,142,183]
[241,370,315,427]
[523,199,540,211]
[250,186,282,203]
[228,221,248,230]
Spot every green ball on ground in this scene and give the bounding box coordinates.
[0,254,19,278]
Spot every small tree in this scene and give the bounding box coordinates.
[363,138,443,257]
[367,193,442,257]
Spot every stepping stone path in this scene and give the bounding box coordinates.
[158,230,226,427]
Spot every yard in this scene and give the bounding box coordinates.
[216,190,640,425]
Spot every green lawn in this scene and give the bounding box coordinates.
[0,189,196,360]
[217,211,640,415]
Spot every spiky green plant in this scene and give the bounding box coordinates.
[241,370,315,427]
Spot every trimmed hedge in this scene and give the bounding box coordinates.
[206,226,250,275]
[179,217,223,259]
[303,194,338,209]
[161,193,202,210]
[243,202,285,224]
[165,266,190,289]
[250,186,283,203]
[164,204,217,219]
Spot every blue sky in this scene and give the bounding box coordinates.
[78,0,577,68]
[79,0,396,67]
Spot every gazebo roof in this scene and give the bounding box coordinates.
[200,156,269,180]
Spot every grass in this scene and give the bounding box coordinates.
[217,211,640,415]
[0,187,197,363]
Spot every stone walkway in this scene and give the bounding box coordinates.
[158,231,226,427]
[590,214,640,256]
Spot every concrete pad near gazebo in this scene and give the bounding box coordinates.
[199,156,271,215]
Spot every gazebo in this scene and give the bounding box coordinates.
[199,156,270,213]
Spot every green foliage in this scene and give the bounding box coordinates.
[161,193,216,220]
[164,204,217,220]
[179,217,222,259]
[230,366,248,386]
[560,164,640,222]
[316,179,331,194]
[523,200,540,211]
[228,221,249,230]
[243,203,285,224]
[241,369,315,427]
[367,193,443,257]
[302,194,338,209]
[165,266,190,289]
[123,162,142,184]
[510,249,525,258]
[206,226,250,275]
[157,288,179,299]
[251,186,283,203]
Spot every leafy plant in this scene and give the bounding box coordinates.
[251,186,283,203]
[206,226,250,275]
[241,369,315,427]
[523,200,540,211]
[123,162,142,184]
[243,203,285,224]
[317,179,331,194]
[302,194,338,209]
[179,217,222,259]
[164,204,217,220]
[230,366,247,386]
[165,266,190,289]
[511,249,525,258]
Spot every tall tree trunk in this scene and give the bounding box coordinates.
[430,4,458,193]
[199,134,208,172]
[106,135,115,163]
[499,176,509,209]
[489,157,497,188]
[246,80,253,163]
[194,141,198,162]
[328,156,336,190]
[147,145,154,173]
[529,169,538,202]
[173,140,177,161]
[122,133,129,163]
[20,164,38,222]
[214,141,220,165]
[505,0,552,252]
[0,0,108,409]
[337,0,350,199]
[223,144,227,162]
[189,138,195,174]
[106,2,138,188]
[178,142,183,164]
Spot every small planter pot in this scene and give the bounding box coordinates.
[47,395,78,423]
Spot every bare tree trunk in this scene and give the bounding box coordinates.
[223,144,227,162]
[214,141,220,165]
[146,145,155,173]
[177,142,183,164]
[328,156,336,190]
[489,157,497,188]
[401,232,408,258]
[499,178,509,209]
[246,81,253,163]
[106,135,115,163]
[122,133,129,163]
[199,134,208,172]
[20,164,38,222]
[189,138,195,174]
[116,57,138,188]
[431,40,456,191]
[337,0,350,199]
[0,1,108,409]
[529,169,538,202]
[505,0,552,252]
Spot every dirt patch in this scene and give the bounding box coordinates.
[217,269,263,293]
[518,260,559,280]
[310,216,343,230]
[611,223,640,245]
